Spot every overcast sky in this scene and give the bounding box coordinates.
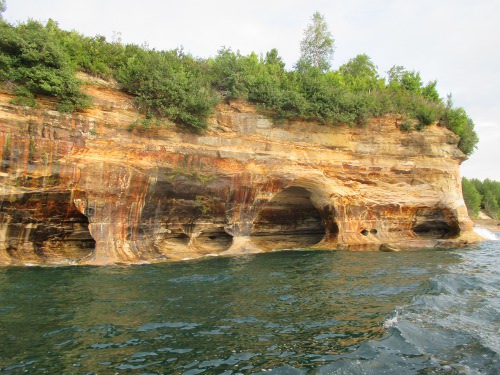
[5,0,500,181]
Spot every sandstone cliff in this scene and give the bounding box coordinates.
[0,76,480,265]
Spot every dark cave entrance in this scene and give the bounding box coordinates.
[250,186,327,250]
[2,192,96,262]
[52,210,96,261]
[412,208,460,239]
[155,228,191,254]
[196,227,233,252]
[33,201,96,262]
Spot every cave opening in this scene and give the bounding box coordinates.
[412,208,460,239]
[60,211,96,260]
[156,229,191,255]
[196,227,233,253]
[1,192,96,262]
[35,208,96,262]
[250,186,327,250]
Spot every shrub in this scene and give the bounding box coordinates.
[10,86,37,107]
[399,119,413,131]
[0,19,90,112]
[444,107,468,135]
[116,48,219,130]
[415,101,441,126]
[0,17,479,147]
[457,118,479,156]
[444,107,479,155]
[209,47,252,99]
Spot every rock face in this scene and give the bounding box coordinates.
[0,78,480,265]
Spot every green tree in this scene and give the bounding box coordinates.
[482,179,500,218]
[464,178,500,218]
[457,116,479,156]
[400,70,423,93]
[387,65,425,94]
[387,65,405,88]
[483,190,499,219]
[297,12,335,71]
[210,47,249,98]
[445,105,468,135]
[0,19,90,111]
[46,19,126,79]
[339,54,383,92]
[264,48,285,70]
[0,0,6,19]
[462,177,482,217]
[422,80,440,103]
[444,105,479,155]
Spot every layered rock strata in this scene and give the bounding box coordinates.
[0,78,479,265]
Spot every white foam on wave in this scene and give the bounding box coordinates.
[383,310,399,328]
[473,226,499,241]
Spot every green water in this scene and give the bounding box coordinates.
[0,245,499,374]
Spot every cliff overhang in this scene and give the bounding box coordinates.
[0,78,481,265]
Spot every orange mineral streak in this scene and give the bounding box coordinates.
[0,76,480,265]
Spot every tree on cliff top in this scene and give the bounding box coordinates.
[339,54,384,92]
[297,12,335,71]
[0,0,6,19]
[0,13,479,153]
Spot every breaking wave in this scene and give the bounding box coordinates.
[474,225,499,240]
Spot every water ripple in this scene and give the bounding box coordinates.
[0,245,498,373]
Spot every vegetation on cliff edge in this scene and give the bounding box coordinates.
[0,7,478,154]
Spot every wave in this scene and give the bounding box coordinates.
[474,226,499,240]
[375,242,500,374]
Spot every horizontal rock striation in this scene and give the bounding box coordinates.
[0,78,480,265]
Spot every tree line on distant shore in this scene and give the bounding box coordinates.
[0,4,478,155]
[462,178,500,219]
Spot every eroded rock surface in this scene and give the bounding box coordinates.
[0,79,480,265]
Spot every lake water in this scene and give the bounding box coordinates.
[0,231,499,374]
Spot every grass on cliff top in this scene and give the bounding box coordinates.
[0,18,478,155]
